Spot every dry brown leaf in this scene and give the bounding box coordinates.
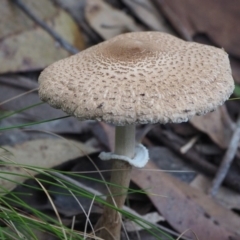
[190,105,235,148]
[122,0,174,33]
[52,0,101,43]
[191,174,240,211]
[0,138,97,193]
[154,0,240,56]
[154,0,240,83]
[84,0,143,40]
[0,0,85,73]
[132,161,240,240]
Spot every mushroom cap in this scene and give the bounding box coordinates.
[39,32,234,125]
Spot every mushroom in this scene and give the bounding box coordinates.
[38,32,234,240]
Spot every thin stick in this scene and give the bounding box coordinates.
[209,114,240,196]
[0,88,38,106]
[149,128,240,193]
[11,0,79,54]
[180,135,199,154]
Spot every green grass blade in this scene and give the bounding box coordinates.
[0,102,44,120]
[0,116,70,131]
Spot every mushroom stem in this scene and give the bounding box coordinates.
[97,125,135,240]
[115,125,136,157]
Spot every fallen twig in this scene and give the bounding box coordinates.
[209,114,240,196]
[180,135,199,154]
[11,0,79,54]
[149,127,240,193]
[52,0,102,44]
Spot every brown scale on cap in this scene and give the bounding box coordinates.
[39,32,234,125]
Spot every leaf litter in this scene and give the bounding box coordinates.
[1,0,240,239]
[0,0,85,74]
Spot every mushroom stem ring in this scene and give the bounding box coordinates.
[99,144,149,168]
